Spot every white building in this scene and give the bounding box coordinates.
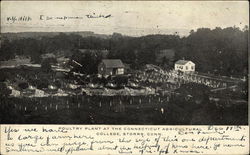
[175,60,195,73]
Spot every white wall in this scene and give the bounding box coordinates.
[116,68,124,75]
[175,61,195,72]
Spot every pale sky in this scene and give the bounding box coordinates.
[1,1,249,36]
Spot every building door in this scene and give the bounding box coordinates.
[112,68,116,75]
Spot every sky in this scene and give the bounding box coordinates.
[1,1,249,36]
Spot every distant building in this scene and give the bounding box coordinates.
[78,49,109,58]
[0,55,31,68]
[175,60,195,73]
[98,59,125,76]
[155,49,175,65]
[41,53,56,59]
[41,53,57,64]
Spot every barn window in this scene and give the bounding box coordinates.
[117,68,124,74]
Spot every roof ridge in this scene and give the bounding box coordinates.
[101,59,124,68]
[175,60,193,65]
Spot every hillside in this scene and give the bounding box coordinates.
[1,31,111,40]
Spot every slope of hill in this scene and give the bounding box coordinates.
[1,31,111,40]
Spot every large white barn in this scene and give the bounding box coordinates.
[174,60,195,73]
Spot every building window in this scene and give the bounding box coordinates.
[117,68,124,75]
[186,66,188,70]
[191,66,194,70]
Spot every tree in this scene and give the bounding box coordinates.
[18,82,29,90]
[166,83,215,124]
[35,79,49,89]
[0,70,9,82]
[54,80,61,88]
[0,82,11,97]
[176,83,210,104]
[178,26,247,76]
[1,27,247,76]
[70,50,103,74]
[113,75,128,86]
[41,59,52,73]
[0,38,15,60]
[161,56,170,68]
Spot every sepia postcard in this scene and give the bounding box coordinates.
[0,1,249,155]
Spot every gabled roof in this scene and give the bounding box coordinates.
[175,60,194,65]
[102,59,124,68]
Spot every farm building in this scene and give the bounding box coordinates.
[98,59,125,76]
[175,60,195,73]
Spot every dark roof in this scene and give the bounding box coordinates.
[175,60,192,65]
[102,59,124,68]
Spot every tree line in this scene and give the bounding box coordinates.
[0,26,248,76]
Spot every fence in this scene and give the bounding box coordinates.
[135,69,240,90]
[0,95,171,113]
